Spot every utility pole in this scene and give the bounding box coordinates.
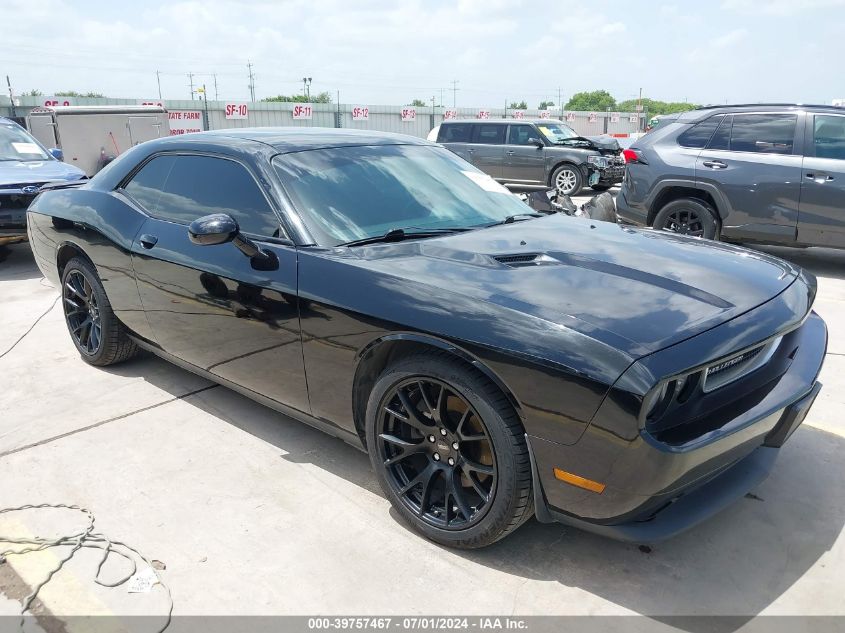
[247,61,256,102]
[188,72,195,100]
[200,84,209,131]
[439,88,445,108]
[450,79,459,108]
[6,76,16,118]
[302,77,312,100]
[213,74,219,101]
[156,70,162,99]
[558,87,562,112]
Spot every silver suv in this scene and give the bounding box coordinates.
[617,104,845,247]
[432,119,624,196]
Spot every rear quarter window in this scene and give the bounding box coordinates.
[677,115,724,148]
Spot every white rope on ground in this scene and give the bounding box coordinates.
[0,503,173,632]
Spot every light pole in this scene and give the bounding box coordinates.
[302,77,312,101]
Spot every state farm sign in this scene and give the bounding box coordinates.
[169,111,202,135]
[225,103,248,120]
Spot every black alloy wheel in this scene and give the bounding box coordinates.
[662,208,705,237]
[378,377,497,530]
[63,269,102,355]
[653,198,719,240]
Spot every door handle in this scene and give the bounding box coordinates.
[702,160,727,169]
[805,173,834,182]
[505,150,516,156]
[139,234,158,249]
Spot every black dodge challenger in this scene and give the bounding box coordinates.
[27,128,826,548]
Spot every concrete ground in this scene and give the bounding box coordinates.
[0,226,843,627]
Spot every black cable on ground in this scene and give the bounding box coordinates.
[0,294,60,361]
[0,503,173,632]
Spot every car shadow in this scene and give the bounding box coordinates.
[0,243,44,282]
[739,244,845,281]
[100,356,845,629]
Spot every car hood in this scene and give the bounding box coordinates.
[346,215,800,357]
[585,135,621,151]
[0,160,85,186]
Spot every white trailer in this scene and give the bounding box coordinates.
[26,105,169,176]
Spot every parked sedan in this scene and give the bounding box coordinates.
[0,116,86,245]
[28,128,826,548]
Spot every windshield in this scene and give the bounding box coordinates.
[535,122,579,143]
[273,144,534,247]
[0,123,50,161]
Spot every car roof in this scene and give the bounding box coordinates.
[441,119,563,125]
[159,127,435,153]
[679,103,845,122]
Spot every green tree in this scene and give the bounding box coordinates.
[564,90,616,112]
[22,89,42,96]
[509,100,528,110]
[538,100,555,110]
[408,99,427,107]
[616,98,699,115]
[262,91,332,103]
[54,90,105,98]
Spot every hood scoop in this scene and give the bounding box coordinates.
[492,253,560,268]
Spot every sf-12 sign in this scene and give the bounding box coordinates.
[401,108,416,122]
[351,106,369,121]
[292,104,313,120]
[443,109,458,120]
[225,103,249,120]
[477,110,490,119]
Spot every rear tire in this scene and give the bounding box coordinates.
[61,257,139,366]
[590,184,612,191]
[653,198,719,240]
[366,351,533,548]
[551,163,583,197]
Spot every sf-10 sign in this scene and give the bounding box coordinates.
[351,106,369,121]
[225,103,248,120]
[401,108,416,122]
[292,104,313,120]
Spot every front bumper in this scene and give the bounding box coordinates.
[528,301,827,542]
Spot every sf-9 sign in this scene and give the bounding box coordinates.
[225,103,249,120]
[292,104,313,120]
[351,106,369,121]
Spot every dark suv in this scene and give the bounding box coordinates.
[432,119,624,196]
[617,104,845,247]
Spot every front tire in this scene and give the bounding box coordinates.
[551,163,583,197]
[653,198,719,240]
[61,257,139,366]
[366,352,533,548]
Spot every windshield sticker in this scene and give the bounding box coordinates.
[538,127,552,136]
[11,142,41,154]
[462,170,509,193]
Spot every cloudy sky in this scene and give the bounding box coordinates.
[3,0,844,107]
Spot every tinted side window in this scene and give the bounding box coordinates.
[707,115,732,150]
[813,115,845,160]
[677,115,723,148]
[126,154,280,237]
[507,125,535,145]
[471,124,506,145]
[437,123,471,143]
[123,154,176,214]
[729,114,796,154]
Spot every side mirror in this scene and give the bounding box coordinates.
[188,213,278,271]
[528,138,544,149]
[188,213,238,246]
[49,147,64,161]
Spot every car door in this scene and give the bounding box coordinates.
[797,112,845,247]
[696,112,803,243]
[436,122,474,163]
[467,123,505,179]
[501,124,545,186]
[123,152,310,414]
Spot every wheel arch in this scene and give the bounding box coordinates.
[351,333,525,446]
[647,181,728,226]
[56,240,95,279]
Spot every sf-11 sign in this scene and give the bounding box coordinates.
[225,103,248,120]
[292,104,313,120]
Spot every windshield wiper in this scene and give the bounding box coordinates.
[484,212,545,227]
[339,227,470,248]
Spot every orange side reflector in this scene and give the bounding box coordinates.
[553,468,606,494]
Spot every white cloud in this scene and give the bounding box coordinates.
[721,0,845,15]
